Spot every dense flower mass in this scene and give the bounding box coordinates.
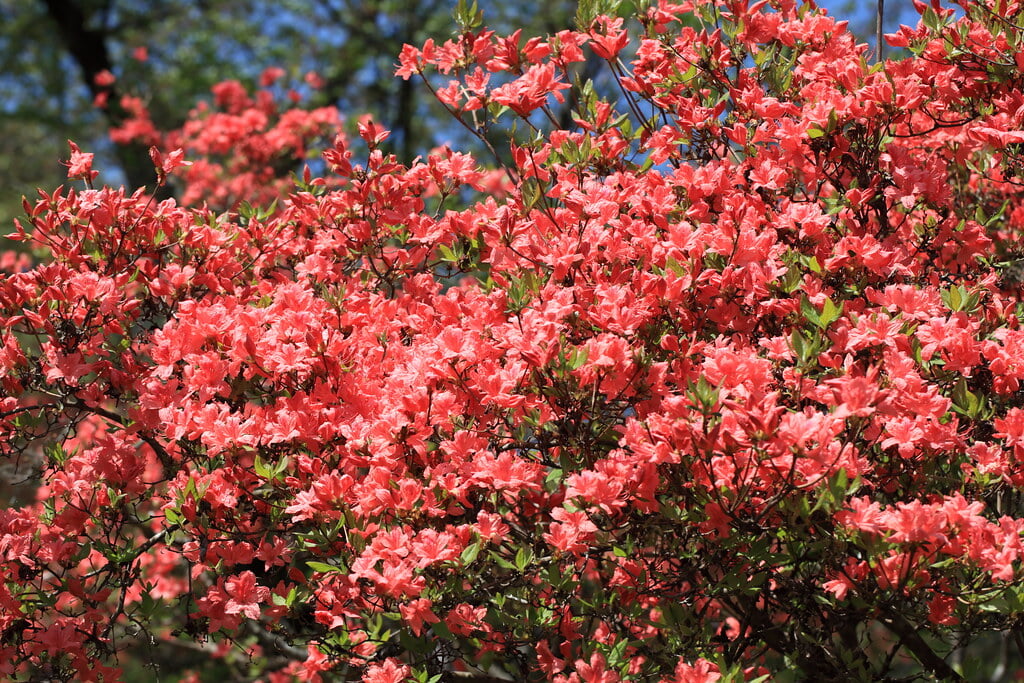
[6,0,1024,680]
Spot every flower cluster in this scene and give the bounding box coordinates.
[112,69,341,209]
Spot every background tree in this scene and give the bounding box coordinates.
[0,0,579,225]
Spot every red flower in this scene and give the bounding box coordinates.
[65,141,98,182]
[362,659,410,683]
[223,571,269,620]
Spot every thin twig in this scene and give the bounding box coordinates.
[876,0,885,63]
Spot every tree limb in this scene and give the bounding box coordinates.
[39,0,155,190]
[881,613,964,681]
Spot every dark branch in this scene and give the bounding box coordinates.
[39,0,156,191]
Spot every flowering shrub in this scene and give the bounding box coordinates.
[6,0,1024,680]
[110,69,342,210]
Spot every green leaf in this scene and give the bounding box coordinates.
[665,256,686,277]
[253,455,271,479]
[690,376,720,410]
[941,285,965,311]
[273,455,290,477]
[431,618,453,640]
[490,550,515,570]
[453,0,482,29]
[400,630,434,655]
[437,244,457,263]
[608,636,629,664]
[460,542,481,566]
[520,177,543,209]
[950,377,986,419]
[575,0,598,29]
[790,328,806,360]
[164,507,183,525]
[777,265,801,293]
[575,0,623,29]
[831,468,848,497]
[819,297,843,328]
[800,296,821,327]
[568,346,589,370]
[514,546,533,572]
[44,442,69,466]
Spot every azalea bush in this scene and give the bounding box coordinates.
[6,0,1024,680]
